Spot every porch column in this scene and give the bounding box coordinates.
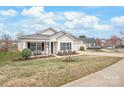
[45,42,48,55]
[36,42,37,51]
[22,41,26,50]
[48,41,51,55]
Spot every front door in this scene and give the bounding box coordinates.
[51,42,53,54]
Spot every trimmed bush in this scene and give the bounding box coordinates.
[21,48,32,60]
[63,51,68,55]
[72,51,76,54]
[80,46,85,51]
[57,51,63,56]
[68,51,72,54]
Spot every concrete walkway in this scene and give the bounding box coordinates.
[62,59,124,87]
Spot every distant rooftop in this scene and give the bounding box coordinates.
[81,38,96,43]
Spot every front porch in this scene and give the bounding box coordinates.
[26,41,57,56]
[19,39,74,57]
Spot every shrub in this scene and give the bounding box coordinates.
[68,51,72,55]
[57,51,63,56]
[21,48,32,60]
[72,51,76,54]
[63,51,68,55]
[80,46,85,51]
[33,50,41,56]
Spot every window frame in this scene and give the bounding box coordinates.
[27,42,44,51]
[60,42,71,51]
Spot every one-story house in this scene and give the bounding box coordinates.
[18,28,86,55]
[81,38,96,49]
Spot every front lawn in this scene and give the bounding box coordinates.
[0,55,122,87]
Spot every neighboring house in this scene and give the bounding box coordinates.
[120,38,124,47]
[18,28,85,55]
[81,38,96,49]
[101,39,107,48]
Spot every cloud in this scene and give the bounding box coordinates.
[93,24,111,31]
[38,12,56,25]
[0,23,12,37]
[21,21,61,34]
[111,16,124,27]
[80,15,99,28]
[20,8,112,37]
[0,9,18,16]
[64,12,98,29]
[21,6,57,26]
[0,23,18,36]
[63,12,111,31]
[64,12,85,21]
[0,23,6,32]
[21,6,44,17]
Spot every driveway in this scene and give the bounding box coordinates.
[62,59,124,87]
[55,51,124,58]
[78,51,124,58]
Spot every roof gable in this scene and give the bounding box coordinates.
[56,34,74,42]
[36,28,57,35]
[56,32,81,42]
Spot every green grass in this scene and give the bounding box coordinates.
[0,50,21,62]
[0,55,122,87]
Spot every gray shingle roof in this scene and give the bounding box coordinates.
[20,34,52,40]
[20,28,81,41]
[81,38,96,43]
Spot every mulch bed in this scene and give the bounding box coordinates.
[57,53,79,56]
[12,55,55,62]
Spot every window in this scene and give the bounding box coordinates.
[37,43,42,51]
[27,42,44,51]
[42,43,44,51]
[60,42,71,51]
[30,43,36,51]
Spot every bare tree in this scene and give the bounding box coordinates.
[107,35,120,47]
[1,33,12,52]
[120,30,124,36]
[16,32,24,40]
[95,38,101,46]
[120,31,124,35]
[2,33,11,40]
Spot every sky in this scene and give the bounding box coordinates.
[0,6,124,39]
